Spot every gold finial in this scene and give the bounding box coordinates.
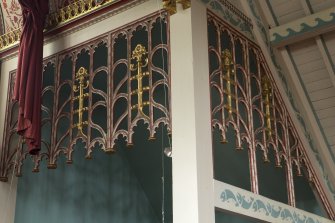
[222,49,235,116]
[130,44,150,119]
[72,67,89,136]
[262,75,272,138]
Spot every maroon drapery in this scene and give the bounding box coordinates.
[13,0,49,155]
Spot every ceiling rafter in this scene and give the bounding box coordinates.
[299,0,335,92]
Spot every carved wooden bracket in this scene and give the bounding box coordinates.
[163,0,191,15]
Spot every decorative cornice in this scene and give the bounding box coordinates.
[0,28,21,51]
[0,0,128,53]
[215,180,333,223]
[45,0,121,29]
[270,7,335,46]
[0,0,144,60]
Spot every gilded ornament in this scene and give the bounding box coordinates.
[221,49,235,116]
[261,75,272,138]
[130,44,150,120]
[163,0,191,15]
[0,0,119,51]
[0,28,21,51]
[72,67,90,136]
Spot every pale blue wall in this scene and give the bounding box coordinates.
[14,145,159,223]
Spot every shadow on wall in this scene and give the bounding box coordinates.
[215,210,258,223]
[14,123,172,223]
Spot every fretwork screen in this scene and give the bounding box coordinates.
[207,11,334,219]
[0,12,171,181]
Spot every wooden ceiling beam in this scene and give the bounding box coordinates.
[299,0,335,91]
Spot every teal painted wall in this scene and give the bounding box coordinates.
[215,210,256,223]
[14,143,160,223]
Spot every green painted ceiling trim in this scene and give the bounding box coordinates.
[199,0,255,40]
[247,0,335,200]
[215,180,333,223]
[269,7,335,45]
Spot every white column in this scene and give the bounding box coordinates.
[0,178,17,223]
[171,0,215,223]
[0,58,18,223]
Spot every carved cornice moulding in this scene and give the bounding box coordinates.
[214,180,333,223]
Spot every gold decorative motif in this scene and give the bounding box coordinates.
[72,67,89,136]
[46,0,115,28]
[262,75,272,138]
[0,0,117,51]
[0,28,21,50]
[222,49,235,116]
[163,0,191,15]
[130,44,150,119]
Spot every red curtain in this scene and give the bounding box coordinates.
[13,0,49,155]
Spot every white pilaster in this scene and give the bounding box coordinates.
[0,57,18,223]
[171,1,215,222]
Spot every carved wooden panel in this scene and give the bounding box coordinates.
[208,11,335,218]
[0,12,170,180]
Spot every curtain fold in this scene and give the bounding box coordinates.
[13,0,49,155]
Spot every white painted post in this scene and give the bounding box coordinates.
[170,0,215,222]
[0,58,19,223]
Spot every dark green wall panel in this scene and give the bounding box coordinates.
[14,145,159,223]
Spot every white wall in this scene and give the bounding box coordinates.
[0,57,18,223]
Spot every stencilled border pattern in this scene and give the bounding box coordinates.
[199,0,254,40]
[215,180,333,223]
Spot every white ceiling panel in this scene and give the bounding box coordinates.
[298,58,325,75]
[313,96,335,110]
[318,106,335,119]
[305,77,332,92]
[269,0,305,24]
[310,87,335,101]
[309,0,335,12]
[303,68,329,84]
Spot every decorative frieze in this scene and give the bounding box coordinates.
[214,180,334,223]
[0,0,123,52]
[0,28,21,50]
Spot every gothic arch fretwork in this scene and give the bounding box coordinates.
[0,11,171,181]
[208,11,335,219]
